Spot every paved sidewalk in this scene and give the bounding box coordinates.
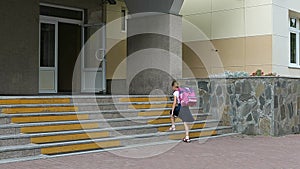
[1,135,300,169]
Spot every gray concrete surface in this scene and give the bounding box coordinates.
[0,0,39,95]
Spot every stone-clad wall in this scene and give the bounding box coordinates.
[273,78,300,136]
[196,77,300,136]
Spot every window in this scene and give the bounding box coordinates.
[121,8,127,32]
[40,23,56,67]
[289,17,300,67]
[40,5,83,20]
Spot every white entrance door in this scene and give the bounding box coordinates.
[81,24,106,93]
[39,20,58,93]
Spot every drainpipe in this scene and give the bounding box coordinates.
[102,1,107,94]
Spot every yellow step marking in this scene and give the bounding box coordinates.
[158,123,206,132]
[12,114,89,123]
[169,130,217,140]
[119,97,168,102]
[128,104,172,109]
[138,110,170,117]
[2,106,78,114]
[31,131,109,144]
[21,123,99,133]
[0,98,71,105]
[41,140,120,155]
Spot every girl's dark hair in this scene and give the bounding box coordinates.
[172,80,179,87]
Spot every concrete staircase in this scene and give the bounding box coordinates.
[0,95,234,162]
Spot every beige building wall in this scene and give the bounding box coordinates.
[181,0,274,78]
[105,0,300,79]
[272,1,300,77]
[106,0,127,80]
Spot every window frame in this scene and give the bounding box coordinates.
[121,7,127,32]
[289,17,300,68]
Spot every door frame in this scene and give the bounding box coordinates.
[81,23,107,93]
[39,19,58,93]
[39,3,84,93]
[39,3,107,94]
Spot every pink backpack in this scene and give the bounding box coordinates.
[179,87,197,106]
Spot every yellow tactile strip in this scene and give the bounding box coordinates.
[2,106,78,114]
[169,130,217,140]
[31,131,110,144]
[41,140,120,155]
[11,114,89,123]
[20,123,99,133]
[0,98,71,105]
[138,110,170,117]
[128,104,172,109]
[148,117,182,124]
[119,97,168,102]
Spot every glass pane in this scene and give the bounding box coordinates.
[84,26,104,68]
[121,9,126,31]
[290,33,296,64]
[40,23,55,67]
[290,18,297,28]
[40,5,83,21]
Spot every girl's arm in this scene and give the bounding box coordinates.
[171,96,177,116]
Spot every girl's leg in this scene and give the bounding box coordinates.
[183,122,191,143]
[169,116,176,131]
[183,122,189,138]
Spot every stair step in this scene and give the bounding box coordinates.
[0,137,31,147]
[0,95,170,100]
[0,108,204,124]
[0,113,213,135]
[138,110,170,116]
[0,98,71,105]
[0,120,219,139]
[119,97,168,102]
[0,130,237,161]
[1,106,78,114]
[110,127,158,137]
[0,108,172,117]
[11,114,89,123]
[0,101,173,109]
[120,135,170,146]
[20,123,100,134]
[41,140,121,155]
[0,148,41,160]
[0,117,11,124]
[148,114,212,124]
[0,128,21,135]
[157,123,208,132]
[0,120,219,146]
[0,101,173,114]
[169,130,217,140]
[45,132,239,160]
[0,95,234,162]
[0,113,210,129]
[128,104,172,109]
[0,126,231,153]
[31,131,110,144]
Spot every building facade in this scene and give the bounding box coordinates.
[0,0,299,95]
[181,0,300,78]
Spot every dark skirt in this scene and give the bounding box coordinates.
[170,104,181,117]
[178,106,195,122]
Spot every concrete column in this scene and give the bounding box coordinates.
[0,0,39,95]
[124,0,184,95]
